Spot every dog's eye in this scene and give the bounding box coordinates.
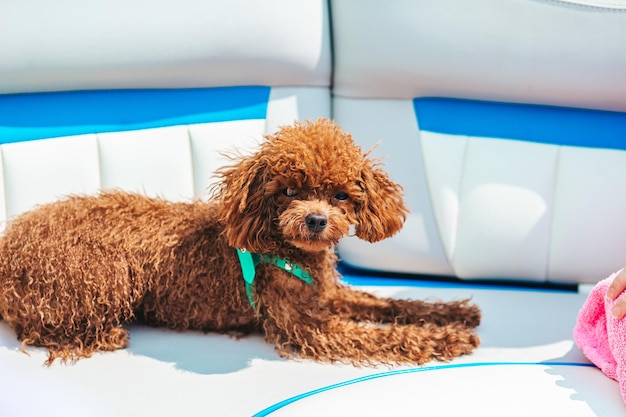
[283,187,298,197]
[334,191,349,201]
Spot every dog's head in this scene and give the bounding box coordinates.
[216,118,408,254]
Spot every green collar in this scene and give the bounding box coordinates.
[236,248,313,310]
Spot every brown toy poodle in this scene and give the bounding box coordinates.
[0,118,480,365]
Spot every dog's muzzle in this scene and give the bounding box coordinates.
[305,213,327,233]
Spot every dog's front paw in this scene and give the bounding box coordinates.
[459,301,481,328]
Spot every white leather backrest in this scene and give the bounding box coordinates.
[333,0,626,284]
[0,0,330,94]
[332,0,626,112]
[0,0,331,229]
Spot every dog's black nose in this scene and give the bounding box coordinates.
[306,214,327,233]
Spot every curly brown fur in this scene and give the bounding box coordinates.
[0,118,480,365]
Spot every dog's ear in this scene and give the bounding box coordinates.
[216,157,276,252]
[355,160,408,242]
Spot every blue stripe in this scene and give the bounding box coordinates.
[337,264,577,293]
[340,275,576,294]
[0,86,271,143]
[414,98,626,151]
[251,361,595,416]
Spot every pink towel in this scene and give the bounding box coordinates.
[574,271,626,402]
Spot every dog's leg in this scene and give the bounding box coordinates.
[262,306,480,365]
[257,270,480,365]
[0,245,139,365]
[15,323,130,365]
[323,285,481,328]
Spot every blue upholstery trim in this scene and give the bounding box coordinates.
[414,98,626,151]
[252,362,595,416]
[0,86,271,144]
